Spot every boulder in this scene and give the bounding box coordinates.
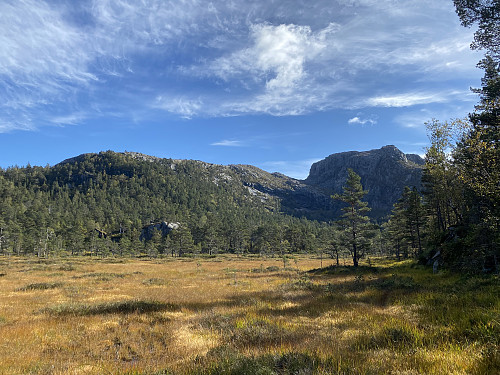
[140,221,179,241]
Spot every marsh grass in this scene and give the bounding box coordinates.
[191,347,340,375]
[41,299,177,316]
[74,272,129,281]
[143,277,168,286]
[16,282,64,291]
[0,256,497,374]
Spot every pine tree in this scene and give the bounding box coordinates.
[384,187,425,260]
[318,224,342,266]
[453,1,500,61]
[332,169,372,267]
[170,224,194,257]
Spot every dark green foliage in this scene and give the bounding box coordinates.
[453,0,500,60]
[384,187,425,260]
[408,4,500,273]
[0,152,320,257]
[332,169,373,267]
[420,70,499,272]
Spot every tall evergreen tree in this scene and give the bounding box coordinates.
[453,56,500,272]
[423,119,467,233]
[170,224,195,257]
[385,187,426,259]
[332,169,372,267]
[453,0,500,61]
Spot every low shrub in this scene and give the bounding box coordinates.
[142,277,167,286]
[73,272,128,281]
[17,282,63,291]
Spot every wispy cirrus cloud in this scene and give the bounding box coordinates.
[160,0,480,118]
[153,96,203,119]
[50,113,88,126]
[365,90,471,108]
[211,140,244,147]
[0,0,482,131]
[0,0,97,131]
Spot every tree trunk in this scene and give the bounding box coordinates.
[353,242,358,267]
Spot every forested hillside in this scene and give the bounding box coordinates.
[0,151,320,257]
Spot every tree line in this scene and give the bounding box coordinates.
[383,1,499,272]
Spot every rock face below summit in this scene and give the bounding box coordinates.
[304,145,424,220]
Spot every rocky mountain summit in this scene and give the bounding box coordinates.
[221,145,424,221]
[303,145,424,219]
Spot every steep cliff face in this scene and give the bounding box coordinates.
[304,145,424,219]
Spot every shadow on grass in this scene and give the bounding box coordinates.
[186,347,351,375]
[41,299,179,317]
[171,266,424,323]
[308,264,380,275]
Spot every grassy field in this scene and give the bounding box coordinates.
[0,255,498,374]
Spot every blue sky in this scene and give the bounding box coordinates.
[0,0,484,179]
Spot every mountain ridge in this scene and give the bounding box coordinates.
[54,145,423,221]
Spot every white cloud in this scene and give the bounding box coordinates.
[153,96,203,119]
[175,22,343,116]
[50,113,88,126]
[169,0,480,117]
[191,23,329,92]
[252,24,322,90]
[211,140,244,147]
[366,89,476,109]
[0,1,94,82]
[0,0,97,131]
[367,93,449,108]
[348,116,377,125]
[0,0,483,130]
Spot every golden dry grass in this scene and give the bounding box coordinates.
[0,255,497,374]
